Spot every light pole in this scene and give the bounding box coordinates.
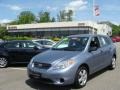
[92,0,100,34]
[92,0,95,34]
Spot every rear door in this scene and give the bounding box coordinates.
[99,36,112,67]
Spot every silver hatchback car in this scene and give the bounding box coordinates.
[27,34,116,88]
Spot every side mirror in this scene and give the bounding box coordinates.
[89,46,98,52]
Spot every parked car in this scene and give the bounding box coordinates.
[112,37,117,43]
[33,39,56,48]
[0,39,4,43]
[0,40,49,68]
[112,36,120,42]
[27,34,116,88]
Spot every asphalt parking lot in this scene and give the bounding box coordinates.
[0,43,120,90]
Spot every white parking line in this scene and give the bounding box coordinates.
[9,68,27,71]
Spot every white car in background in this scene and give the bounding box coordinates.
[0,39,4,43]
[33,39,56,48]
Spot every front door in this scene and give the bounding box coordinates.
[88,37,104,73]
[20,41,42,62]
[4,42,25,63]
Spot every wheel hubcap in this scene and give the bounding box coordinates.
[0,57,7,67]
[112,58,116,68]
[78,69,87,86]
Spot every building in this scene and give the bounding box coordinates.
[7,21,112,38]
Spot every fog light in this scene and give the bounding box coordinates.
[60,78,64,83]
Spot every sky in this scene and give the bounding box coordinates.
[0,0,120,25]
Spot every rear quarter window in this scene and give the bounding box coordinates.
[99,36,111,47]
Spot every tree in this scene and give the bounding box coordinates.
[17,11,36,24]
[57,10,73,22]
[9,20,18,25]
[51,17,56,22]
[112,24,120,36]
[38,11,52,23]
[67,10,73,21]
[57,10,66,22]
[0,26,7,39]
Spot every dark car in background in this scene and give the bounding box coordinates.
[0,40,49,68]
[0,39,4,43]
[33,39,56,48]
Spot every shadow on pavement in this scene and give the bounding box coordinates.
[25,79,72,90]
[9,63,28,68]
[25,67,109,90]
[88,67,108,81]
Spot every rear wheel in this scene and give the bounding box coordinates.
[74,66,88,88]
[0,57,8,68]
[109,56,116,70]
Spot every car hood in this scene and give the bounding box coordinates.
[33,50,81,64]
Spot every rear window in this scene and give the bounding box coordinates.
[4,42,21,48]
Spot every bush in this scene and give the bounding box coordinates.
[52,37,61,41]
[3,36,32,41]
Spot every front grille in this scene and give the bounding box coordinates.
[29,74,54,83]
[34,62,51,69]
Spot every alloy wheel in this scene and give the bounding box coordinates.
[111,57,116,69]
[0,57,8,68]
[78,69,88,86]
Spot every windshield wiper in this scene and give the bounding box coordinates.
[52,48,64,50]
[63,47,76,51]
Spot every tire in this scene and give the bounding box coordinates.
[74,66,88,88]
[0,57,8,68]
[109,56,116,70]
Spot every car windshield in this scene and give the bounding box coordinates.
[52,37,89,51]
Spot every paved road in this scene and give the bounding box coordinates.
[0,43,120,90]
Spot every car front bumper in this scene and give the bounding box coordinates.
[27,64,77,85]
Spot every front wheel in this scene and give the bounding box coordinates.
[109,56,116,70]
[74,66,88,88]
[0,57,8,68]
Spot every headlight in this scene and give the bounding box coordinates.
[51,59,75,70]
[29,57,35,68]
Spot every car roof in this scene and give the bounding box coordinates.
[68,34,109,38]
[33,39,54,42]
[1,40,42,45]
[7,40,32,42]
[1,40,34,44]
